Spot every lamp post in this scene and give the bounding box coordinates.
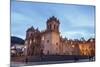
[24,45,28,64]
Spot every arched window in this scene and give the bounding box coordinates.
[42,36,44,41]
[30,40,32,44]
[56,42,58,46]
[54,24,56,29]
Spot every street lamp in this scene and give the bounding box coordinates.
[24,45,28,63]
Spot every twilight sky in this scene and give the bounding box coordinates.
[11,1,95,40]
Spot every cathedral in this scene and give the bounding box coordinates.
[24,16,87,56]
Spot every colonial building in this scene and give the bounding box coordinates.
[24,16,61,56]
[24,27,41,56]
[79,38,95,56]
[24,16,95,56]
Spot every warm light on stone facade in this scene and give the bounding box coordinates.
[24,16,95,56]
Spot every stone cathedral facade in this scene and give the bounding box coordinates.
[24,16,80,56]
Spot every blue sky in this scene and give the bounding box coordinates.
[11,1,95,40]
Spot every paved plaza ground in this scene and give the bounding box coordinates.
[11,55,95,67]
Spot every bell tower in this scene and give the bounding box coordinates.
[42,16,60,55]
[47,16,60,33]
[25,26,41,56]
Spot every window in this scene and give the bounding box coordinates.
[42,36,44,40]
[54,24,56,29]
[30,40,32,44]
[47,40,49,43]
[56,43,58,46]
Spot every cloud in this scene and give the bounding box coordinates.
[11,1,95,39]
[61,31,95,40]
